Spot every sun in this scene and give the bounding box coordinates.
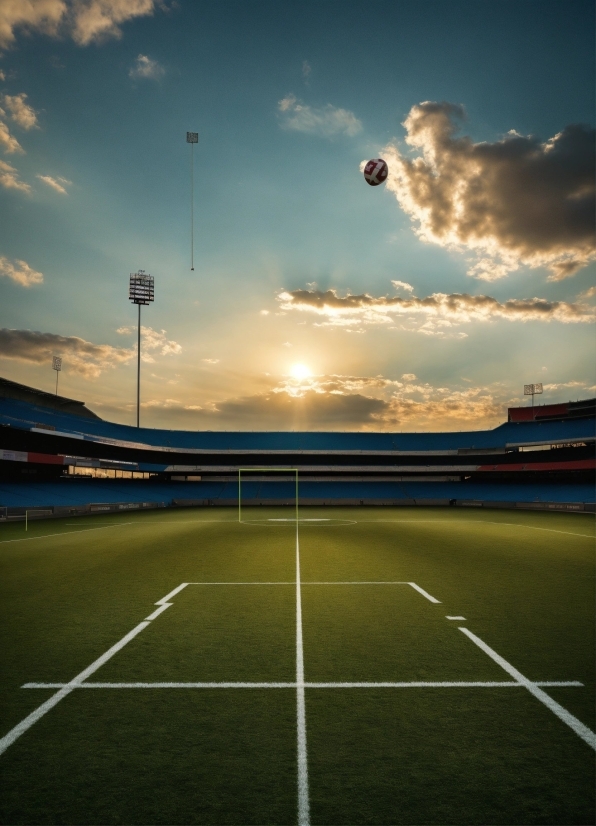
[290,363,312,380]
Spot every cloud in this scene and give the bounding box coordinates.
[202,358,219,364]
[2,93,38,129]
[578,286,596,300]
[115,325,181,362]
[0,159,30,192]
[302,60,311,82]
[36,173,71,194]
[0,328,133,377]
[133,372,511,431]
[0,120,23,153]
[381,102,596,280]
[0,255,41,285]
[129,53,164,80]
[278,94,362,138]
[0,325,178,379]
[0,0,66,49]
[106,368,596,432]
[391,280,414,293]
[0,0,160,49]
[277,287,596,334]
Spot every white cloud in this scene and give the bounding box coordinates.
[129,53,165,80]
[278,94,362,138]
[0,0,66,49]
[0,159,30,192]
[391,280,414,293]
[0,120,23,153]
[0,0,160,49]
[278,287,596,334]
[0,255,42,286]
[2,93,38,129]
[382,101,596,281]
[116,325,181,362]
[202,358,220,364]
[302,60,311,82]
[36,173,71,194]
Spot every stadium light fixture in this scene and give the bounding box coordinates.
[52,356,62,396]
[129,271,154,428]
[524,383,543,407]
[186,131,199,271]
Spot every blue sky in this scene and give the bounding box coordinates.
[0,0,594,430]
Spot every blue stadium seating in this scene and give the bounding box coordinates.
[0,479,593,509]
[1,396,594,451]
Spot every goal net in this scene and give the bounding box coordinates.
[238,468,298,523]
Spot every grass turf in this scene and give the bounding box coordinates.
[0,506,594,825]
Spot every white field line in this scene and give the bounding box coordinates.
[145,603,172,621]
[155,583,190,605]
[295,522,310,826]
[355,519,595,538]
[0,523,135,545]
[446,616,466,621]
[460,628,596,751]
[23,680,584,689]
[0,621,150,757]
[479,522,595,539]
[406,582,441,603]
[188,582,295,585]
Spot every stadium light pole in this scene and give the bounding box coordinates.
[187,131,199,271]
[52,356,62,396]
[524,383,543,409]
[129,271,154,428]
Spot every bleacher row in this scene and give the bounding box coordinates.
[1,395,594,453]
[1,478,594,514]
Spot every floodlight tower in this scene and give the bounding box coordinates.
[52,356,62,396]
[524,382,543,408]
[186,131,198,270]
[129,271,154,428]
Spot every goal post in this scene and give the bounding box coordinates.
[238,468,298,523]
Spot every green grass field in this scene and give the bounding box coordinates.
[0,507,594,825]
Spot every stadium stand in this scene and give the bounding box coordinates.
[0,378,594,515]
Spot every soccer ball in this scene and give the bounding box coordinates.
[363,158,388,186]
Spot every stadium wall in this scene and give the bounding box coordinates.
[0,378,594,517]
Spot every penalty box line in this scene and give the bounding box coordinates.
[24,680,584,689]
[4,581,595,758]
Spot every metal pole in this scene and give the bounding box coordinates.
[55,371,58,396]
[238,470,241,523]
[137,303,141,428]
[191,142,194,271]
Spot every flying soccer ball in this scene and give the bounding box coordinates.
[363,158,388,187]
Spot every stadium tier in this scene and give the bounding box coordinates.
[0,378,594,513]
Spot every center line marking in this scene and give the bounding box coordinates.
[295,522,310,826]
